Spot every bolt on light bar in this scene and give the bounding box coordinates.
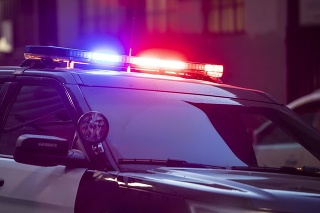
[24,45,223,78]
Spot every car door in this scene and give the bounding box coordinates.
[0,79,87,213]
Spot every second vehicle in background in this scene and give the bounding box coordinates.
[288,89,320,130]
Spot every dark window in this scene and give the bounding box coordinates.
[0,85,76,156]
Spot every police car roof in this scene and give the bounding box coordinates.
[0,65,280,104]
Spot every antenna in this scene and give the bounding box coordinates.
[127,17,135,73]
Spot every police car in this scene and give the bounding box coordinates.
[0,45,320,213]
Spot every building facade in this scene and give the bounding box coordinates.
[0,0,319,103]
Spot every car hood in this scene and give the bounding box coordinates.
[116,167,320,212]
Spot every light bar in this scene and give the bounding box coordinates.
[24,45,223,79]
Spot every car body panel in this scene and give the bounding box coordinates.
[76,71,279,103]
[75,168,320,213]
[0,158,86,213]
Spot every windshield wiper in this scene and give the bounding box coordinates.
[231,166,320,177]
[301,166,320,173]
[118,158,226,169]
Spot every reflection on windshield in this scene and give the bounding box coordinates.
[81,86,320,170]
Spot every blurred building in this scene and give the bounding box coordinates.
[0,0,57,65]
[0,0,319,103]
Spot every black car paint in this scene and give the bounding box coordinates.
[75,170,188,213]
[75,167,320,213]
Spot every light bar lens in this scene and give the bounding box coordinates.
[131,57,186,71]
[24,45,223,79]
[204,64,224,78]
[24,45,92,63]
[91,53,122,64]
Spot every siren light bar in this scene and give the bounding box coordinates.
[24,45,223,79]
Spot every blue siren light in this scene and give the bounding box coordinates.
[91,52,122,64]
[24,45,223,79]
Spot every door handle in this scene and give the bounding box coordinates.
[0,178,4,187]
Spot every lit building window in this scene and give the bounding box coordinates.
[81,0,121,35]
[146,0,178,33]
[80,0,244,35]
[146,0,244,34]
[208,0,245,34]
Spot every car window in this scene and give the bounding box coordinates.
[292,101,320,131]
[253,119,320,168]
[0,85,76,156]
[0,83,4,102]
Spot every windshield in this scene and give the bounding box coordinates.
[80,86,320,171]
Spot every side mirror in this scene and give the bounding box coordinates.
[14,134,89,168]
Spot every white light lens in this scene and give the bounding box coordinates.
[204,64,224,78]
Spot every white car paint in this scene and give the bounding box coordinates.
[0,157,86,213]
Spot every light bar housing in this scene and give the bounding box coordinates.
[23,45,223,80]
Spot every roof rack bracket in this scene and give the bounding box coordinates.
[13,66,30,75]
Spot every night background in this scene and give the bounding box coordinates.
[0,0,319,103]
